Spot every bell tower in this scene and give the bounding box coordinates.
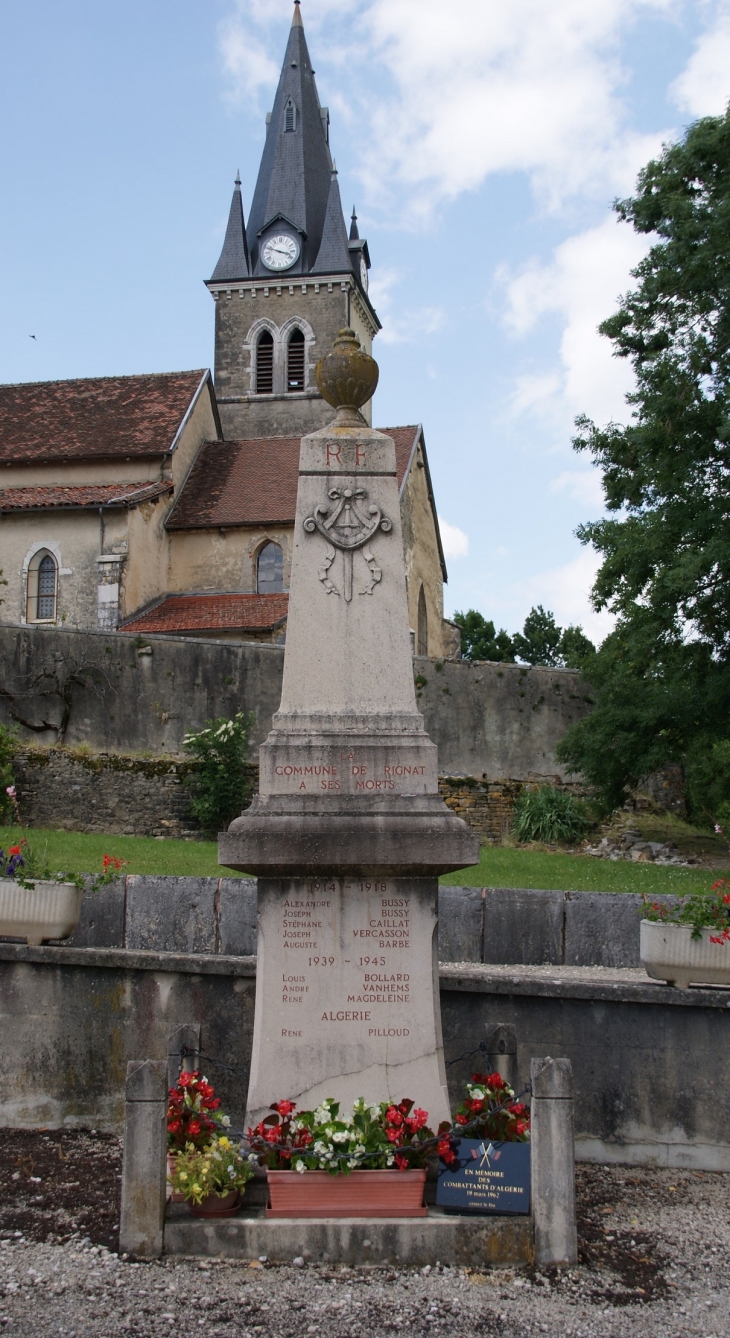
[206,1,380,440]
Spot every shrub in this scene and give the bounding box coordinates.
[0,725,19,823]
[512,784,590,844]
[182,711,253,834]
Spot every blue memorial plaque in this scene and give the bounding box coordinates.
[436,1139,531,1215]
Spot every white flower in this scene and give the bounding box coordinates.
[248,1153,258,1165]
[470,1088,485,1101]
[221,1115,231,1127]
[332,1131,348,1144]
[294,1160,307,1174]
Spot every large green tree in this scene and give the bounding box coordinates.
[557,107,730,811]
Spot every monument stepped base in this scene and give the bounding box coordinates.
[163,1205,534,1269]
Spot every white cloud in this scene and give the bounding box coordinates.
[502,215,652,429]
[438,517,469,560]
[218,16,280,102]
[671,3,730,116]
[367,267,445,344]
[513,548,614,645]
[359,0,674,218]
[550,469,605,509]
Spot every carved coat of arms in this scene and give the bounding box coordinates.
[304,486,391,602]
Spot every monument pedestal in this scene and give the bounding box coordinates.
[245,875,448,1127]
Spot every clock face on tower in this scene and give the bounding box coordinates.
[261,233,300,271]
[359,255,369,291]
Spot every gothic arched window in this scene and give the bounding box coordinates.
[287,328,305,391]
[257,541,284,594]
[417,585,428,657]
[284,99,297,132]
[256,330,274,394]
[27,549,58,622]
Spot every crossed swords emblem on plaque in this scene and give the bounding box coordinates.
[303,486,392,602]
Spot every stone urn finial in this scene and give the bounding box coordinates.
[315,328,379,426]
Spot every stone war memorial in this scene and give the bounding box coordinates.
[219,329,479,1128]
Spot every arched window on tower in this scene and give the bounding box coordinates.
[287,328,305,391]
[284,98,297,132]
[27,549,58,623]
[257,541,284,594]
[256,330,274,394]
[417,585,428,657]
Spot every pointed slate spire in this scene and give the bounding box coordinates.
[246,3,334,273]
[210,171,250,282]
[349,207,359,241]
[311,169,352,275]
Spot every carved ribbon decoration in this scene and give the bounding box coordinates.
[304,486,391,602]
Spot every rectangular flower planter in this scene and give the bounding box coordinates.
[266,1168,428,1218]
[640,919,730,989]
[436,1139,531,1215]
[0,879,82,946]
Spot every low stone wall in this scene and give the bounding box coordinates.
[13,749,258,839]
[50,878,656,970]
[1,942,727,1170]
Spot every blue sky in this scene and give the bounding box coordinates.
[2,0,730,642]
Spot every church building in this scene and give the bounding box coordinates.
[0,3,453,657]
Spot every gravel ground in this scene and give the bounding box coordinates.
[0,1132,728,1337]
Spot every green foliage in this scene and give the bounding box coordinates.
[169,1135,254,1205]
[183,712,253,834]
[512,605,563,666]
[0,725,19,823]
[684,740,730,828]
[512,785,590,844]
[453,610,515,662]
[560,107,730,805]
[641,881,730,940]
[454,606,594,667]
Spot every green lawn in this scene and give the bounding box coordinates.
[2,825,726,893]
[0,827,247,878]
[441,844,727,894]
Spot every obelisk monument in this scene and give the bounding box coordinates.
[220,330,478,1128]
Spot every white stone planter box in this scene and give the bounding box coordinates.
[640,919,730,990]
[0,879,82,946]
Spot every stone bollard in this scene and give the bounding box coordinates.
[167,1023,201,1088]
[484,1023,518,1091]
[530,1056,578,1268]
[119,1060,168,1259]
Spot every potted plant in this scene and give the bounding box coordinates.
[166,1071,232,1201]
[436,1072,531,1215]
[0,840,126,946]
[641,882,730,989]
[248,1097,453,1218]
[168,1134,254,1217]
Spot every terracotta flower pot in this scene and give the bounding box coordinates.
[166,1153,185,1203]
[641,919,730,989]
[266,1169,427,1219]
[189,1189,240,1218]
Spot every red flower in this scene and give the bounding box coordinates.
[167,1118,181,1133]
[515,1120,527,1136]
[385,1106,403,1126]
[394,1153,409,1170]
[385,1128,400,1144]
[177,1072,193,1088]
[8,846,21,856]
[276,1099,296,1117]
[455,1114,468,1126]
[187,1119,201,1136]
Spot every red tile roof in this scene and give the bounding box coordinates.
[0,370,211,464]
[121,592,289,635]
[165,426,420,530]
[0,481,173,512]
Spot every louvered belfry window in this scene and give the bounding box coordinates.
[285,99,297,132]
[287,329,305,391]
[256,330,274,394]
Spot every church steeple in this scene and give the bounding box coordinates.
[311,169,351,274]
[246,3,333,275]
[209,172,250,282]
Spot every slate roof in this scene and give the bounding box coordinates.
[210,174,250,283]
[246,8,333,275]
[121,592,289,635]
[0,370,212,464]
[311,170,353,275]
[165,427,422,531]
[0,481,173,512]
